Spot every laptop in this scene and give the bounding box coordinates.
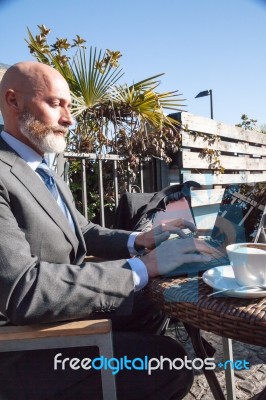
[164,181,266,277]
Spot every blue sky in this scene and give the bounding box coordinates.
[0,0,265,126]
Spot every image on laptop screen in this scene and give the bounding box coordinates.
[211,182,266,247]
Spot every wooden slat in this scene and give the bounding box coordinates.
[0,320,111,341]
[182,151,266,171]
[181,132,266,157]
[191,188,224,207]
[183,172,266,185]
[180,113,266,145]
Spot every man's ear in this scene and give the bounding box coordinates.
[5,89,21,112]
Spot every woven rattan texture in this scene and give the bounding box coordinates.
[145,275,266,347]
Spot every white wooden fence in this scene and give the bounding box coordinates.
[167,112,266,229]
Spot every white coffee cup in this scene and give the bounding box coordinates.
[226,243,266,287]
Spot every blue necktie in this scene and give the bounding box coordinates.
[36,160,75,231]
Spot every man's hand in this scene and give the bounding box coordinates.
[141,237,219,277]
[134,219,197,251]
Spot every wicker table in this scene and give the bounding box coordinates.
[145,274,266,400]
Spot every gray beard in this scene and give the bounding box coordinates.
[19,113,67,154]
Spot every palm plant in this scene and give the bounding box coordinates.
[26,25,185,220]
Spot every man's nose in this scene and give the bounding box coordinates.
[61,108,74,126]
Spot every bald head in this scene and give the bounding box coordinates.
[0,61,70,114]
[0,61,73,154]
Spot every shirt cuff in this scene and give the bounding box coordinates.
[127,257,149,291]
[127,232,145,256]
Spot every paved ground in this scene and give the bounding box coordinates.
[166,322,266,400]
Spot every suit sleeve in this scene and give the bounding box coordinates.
[56,171,134,260]
[0,179,135,325]
[75,207,133,260]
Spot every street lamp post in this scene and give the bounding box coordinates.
[195,89,213,119]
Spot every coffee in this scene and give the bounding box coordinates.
[237,243,266,251]
[233,247,266,255]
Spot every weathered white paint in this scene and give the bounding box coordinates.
[180,112,266,145]
[176,113,266,230]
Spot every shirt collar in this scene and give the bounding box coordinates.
[0,131,42,171]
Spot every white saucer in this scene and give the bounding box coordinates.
[202,265,266,298]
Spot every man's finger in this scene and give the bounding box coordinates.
[154,231,170,246]
[182,252,212,264]
[169,228,188,239]
[178,220,196,232]
[162,220,196,233]
[193,239,223,256]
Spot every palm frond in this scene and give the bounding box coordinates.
[25,27,51,65]
[128,73,164,91]
[109,82,185,129]
[69,48,124,113]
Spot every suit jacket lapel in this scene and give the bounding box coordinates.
[11,157,79,247]
[0,138,87,259]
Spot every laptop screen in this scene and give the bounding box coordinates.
[211,182,266,247]
[152,197,195,227]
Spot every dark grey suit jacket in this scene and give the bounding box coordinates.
[0,138,135,325]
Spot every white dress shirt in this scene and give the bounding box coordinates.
[1,131,148,291]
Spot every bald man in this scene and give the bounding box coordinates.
[0,62,215,399]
